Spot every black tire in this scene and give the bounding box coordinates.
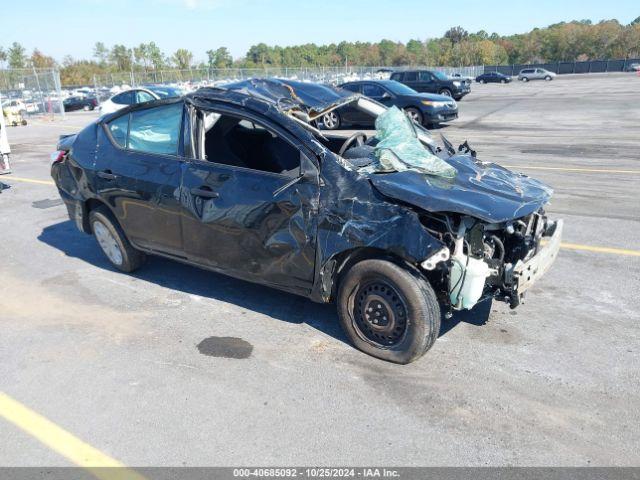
[89,206,145,273]
[403,107,423,126]
[522,77,529,82]
[438,88,452,97]
[337,259,441,364]
[478,79,484,84]
[501,79,506,84]
[544,76,552,81]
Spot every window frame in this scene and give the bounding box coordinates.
[189,104,317,180]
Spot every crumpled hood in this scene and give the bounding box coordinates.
[369,154,553,223]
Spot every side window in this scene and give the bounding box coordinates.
[128,103,183,155]
[404,71,418,81]
[362,84,385,98]
[419,71,432,81]
[108,114,129,148]
[112,91,134,105]
[341,84,361,93]
[136,90,155,103]
[201,112,301,176]
[390,72,402,81]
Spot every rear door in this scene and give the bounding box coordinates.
[337,83,366,125]
[416,71,436,93]
[402,71,422,91]
[180,108,319,293]
[97,101,186,255]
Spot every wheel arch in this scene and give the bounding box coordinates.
[313,247,424,304]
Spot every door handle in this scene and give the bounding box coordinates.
[97,170,117,180]
[190,187,219,198]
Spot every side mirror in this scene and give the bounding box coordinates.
[381,92,392,100]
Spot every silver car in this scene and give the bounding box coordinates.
[518,68,556,82]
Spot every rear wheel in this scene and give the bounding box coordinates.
[522,77,529,82]
[321,111,341,130]
[89,206,145,273]
[337,259,441,364]
[403,107,423,125]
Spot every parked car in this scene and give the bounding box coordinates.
[318,80,457,129]
[146,86,185,99]
[51,78,562,364]
[63,96,98,112]
[2,99,39,115]
[475,71,512,84]
[390,69,471,100]
[518,68,556,82]
[625,63,640,72]
[99,88,160,115]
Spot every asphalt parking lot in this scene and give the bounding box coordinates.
[1,73,639,467]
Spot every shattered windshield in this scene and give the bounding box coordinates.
[359,106,456,178]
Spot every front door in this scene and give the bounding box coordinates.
[180,110,319,293]
[96,101,185,255]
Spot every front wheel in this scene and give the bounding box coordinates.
[545,76,552,81]
[438,88,452,97]
[403,107,423,125]
[90,206,145,273]
[521,77,529,82]
[337,259,441,364]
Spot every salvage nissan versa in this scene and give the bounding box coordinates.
[51,79,562,364]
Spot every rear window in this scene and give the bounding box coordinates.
[112,91,134,105]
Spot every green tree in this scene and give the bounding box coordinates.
[110,44,132,71]
[172,49,193,69]
[8,42,27,68]
[0,47,6,66]
[444,26,469,44]
[93,42,110,66]
[147,42,165,70]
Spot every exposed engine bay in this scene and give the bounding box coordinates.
[419,210,562,311]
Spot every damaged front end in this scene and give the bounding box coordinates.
[419,211,562,311]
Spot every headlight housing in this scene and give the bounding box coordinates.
[452,81,461,87]
[421,100,449,107]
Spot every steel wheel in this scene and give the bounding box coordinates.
[93,220,123,266]
[353,280,408,347]
[322,111,340,130]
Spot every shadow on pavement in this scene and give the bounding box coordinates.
[39,220,489,346]
[38,220,346,345]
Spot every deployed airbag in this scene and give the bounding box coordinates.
[361,106,456,178]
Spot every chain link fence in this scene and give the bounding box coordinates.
[0,68,65,120]
[89,65,486,91]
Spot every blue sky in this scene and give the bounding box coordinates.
[3,0,638,62]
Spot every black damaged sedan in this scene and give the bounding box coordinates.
[51,78,562,364]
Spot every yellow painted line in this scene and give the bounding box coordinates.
[503,165,640,174]
[0,392,146,480]
[558,242,640,257]
[2,176,55,185]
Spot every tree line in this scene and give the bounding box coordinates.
[1,18,639,86]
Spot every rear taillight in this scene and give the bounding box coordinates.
[51,150,66,163]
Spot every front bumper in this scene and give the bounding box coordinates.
[513,219,563,295]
